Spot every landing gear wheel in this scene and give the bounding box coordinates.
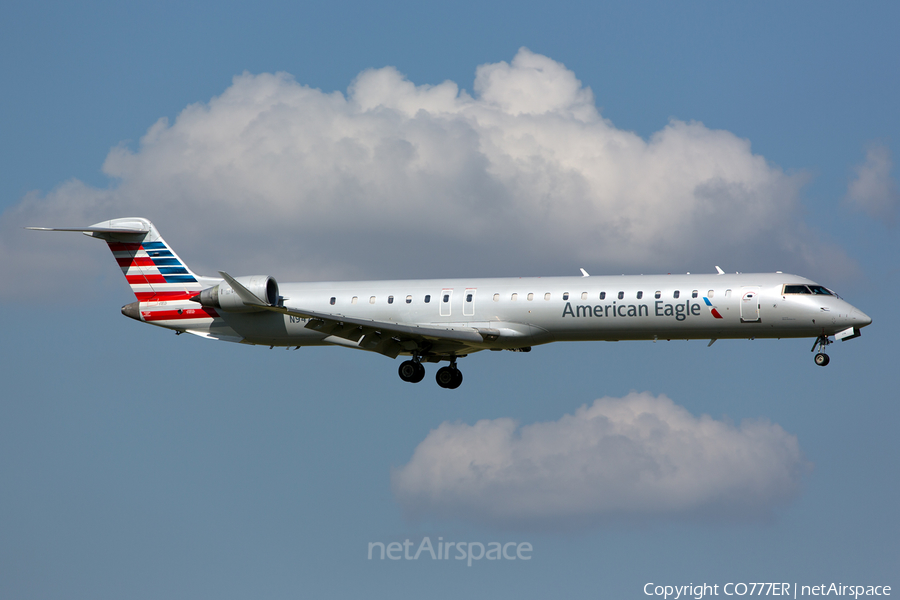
[449,369,463,389]
[399,360,426,383]
[436,366,463,389]
[398,360,416,382]
[811,334,833,367]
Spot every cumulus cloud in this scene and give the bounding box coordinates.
[3,48,853,302]
[392,392,809,529]
[845,142,900,225]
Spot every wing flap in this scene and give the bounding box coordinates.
[295,306,486,343]
[253,303,487,345]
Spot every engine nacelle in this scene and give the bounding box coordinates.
[195,275,279,313]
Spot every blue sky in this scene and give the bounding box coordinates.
[1,2,898,598]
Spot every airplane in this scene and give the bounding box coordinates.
[29,217,872,388]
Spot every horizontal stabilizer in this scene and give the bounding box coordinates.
[26,223,151,234]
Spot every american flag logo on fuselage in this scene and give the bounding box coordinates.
[702,296,724,319]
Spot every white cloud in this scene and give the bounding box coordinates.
[2,48,854,302]
[845,142,900,225]
[391,392,809,529]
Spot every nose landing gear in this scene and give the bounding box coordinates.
[811,334,832,367]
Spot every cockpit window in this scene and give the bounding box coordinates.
[783,285,812,294]
[783,284,835,296]
[808,285,833,296]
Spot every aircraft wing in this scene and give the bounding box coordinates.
[264,304,490,358]
[218,272,494,358]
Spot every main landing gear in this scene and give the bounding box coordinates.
[811,334,831,367]
[398,356,464,388]
[435,364,463,389]
[398,359,426,383]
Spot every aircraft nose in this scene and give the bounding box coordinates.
[851,308,872,327]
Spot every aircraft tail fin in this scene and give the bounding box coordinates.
[29,217,210,302]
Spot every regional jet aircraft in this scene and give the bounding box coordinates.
[30,218,872,388]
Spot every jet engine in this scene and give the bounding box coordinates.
[194,275,279,313]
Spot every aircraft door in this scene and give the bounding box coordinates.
[740,287,761,322]
[463,288,476,317]
[440,288,452,317]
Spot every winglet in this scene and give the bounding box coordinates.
[715,266,725,275]
[580,268,590,277]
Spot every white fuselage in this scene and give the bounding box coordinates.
[143,272,870,356]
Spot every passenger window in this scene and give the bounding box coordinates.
[708,290,714,298]
[369,296,376,304]
[466,294,473,302]
[599,292,606,300]
[511,293,518,301]
[406,295,412,304]
[563,292,569,300]
[388,296,393,304]
[527,293,534,301]
[617,291,624,300]
[330,297,336,305]
[493,293,500,301]
[425,295,431,303]
[725,289,732,297]
[636,291,643,300]
[443,294,449,302]
[581,292,588,300]
[351,296,358,304]
[544,293,551,300]
[692,290,698,298]
[655,291,661,299]
[673,290,680,299]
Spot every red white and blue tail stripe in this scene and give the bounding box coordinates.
[108,238,204,302]
[66,218,225,328]
[89,219,223,327]
[28,217,224,329]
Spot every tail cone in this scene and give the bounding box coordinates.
[121,301,142,322]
